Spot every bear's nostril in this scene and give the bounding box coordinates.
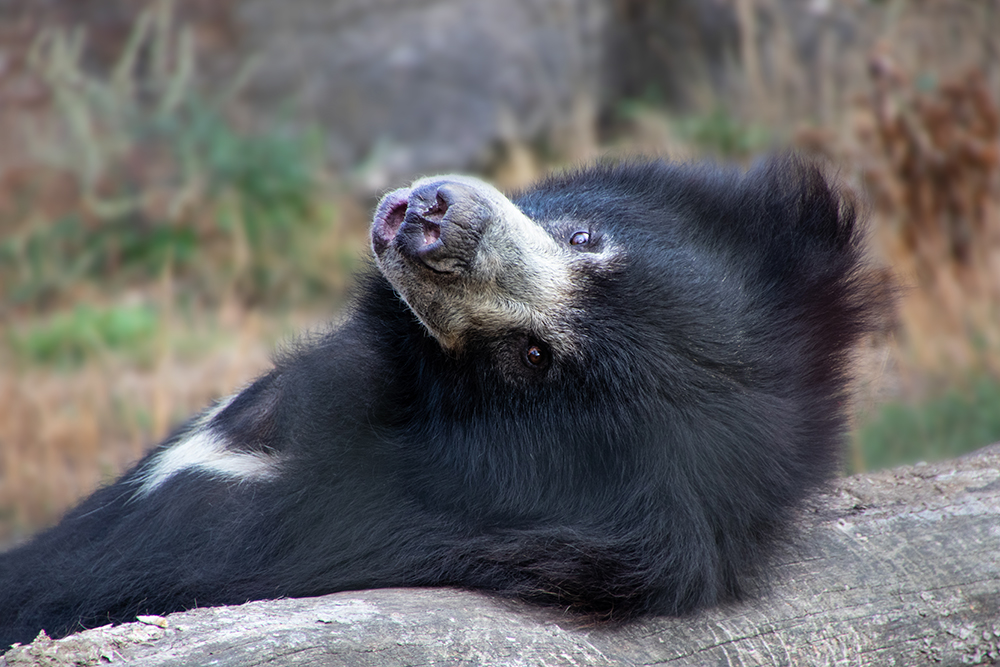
[417,192,447,247]
[422,192,449,223]
[388,179,489,271]
[421,220,441,246]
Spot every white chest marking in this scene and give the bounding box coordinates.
[132,430,281,497]
[132,395,282,497]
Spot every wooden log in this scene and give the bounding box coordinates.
[5,444,999,667]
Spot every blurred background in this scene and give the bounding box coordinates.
[0,0,998,547]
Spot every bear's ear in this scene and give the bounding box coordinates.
[210,372,285,455]
[760,156,860,253]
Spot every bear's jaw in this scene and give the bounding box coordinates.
[371,174,597,355]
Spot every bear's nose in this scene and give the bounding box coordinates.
[395,180,493,273]
[403,182,453,251]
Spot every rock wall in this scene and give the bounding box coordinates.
[232,0,605,189]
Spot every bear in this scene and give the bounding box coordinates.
[0,156,889,648]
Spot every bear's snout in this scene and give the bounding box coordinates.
[373,179,500,274]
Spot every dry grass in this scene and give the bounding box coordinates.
[735,0,1000,394]
[860,62,1000,381]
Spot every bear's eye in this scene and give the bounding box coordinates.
[569,231,590,246]
[522,343,550,369]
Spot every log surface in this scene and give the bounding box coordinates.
[5,445,1000,666]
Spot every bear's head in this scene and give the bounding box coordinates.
[372,174,626,380]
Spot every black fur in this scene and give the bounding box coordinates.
[0,157,889,647]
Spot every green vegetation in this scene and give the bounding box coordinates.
[8,304,159,368]
[674,107,771,159]
[851,374,1000,473]
[616,94,771,160]
[156,102,332,300]
[0,3,340,316]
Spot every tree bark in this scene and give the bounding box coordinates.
[5,445,1000,667]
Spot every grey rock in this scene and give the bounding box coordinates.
[234,0,605,190]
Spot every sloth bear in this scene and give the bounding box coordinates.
[0,156,887,647]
